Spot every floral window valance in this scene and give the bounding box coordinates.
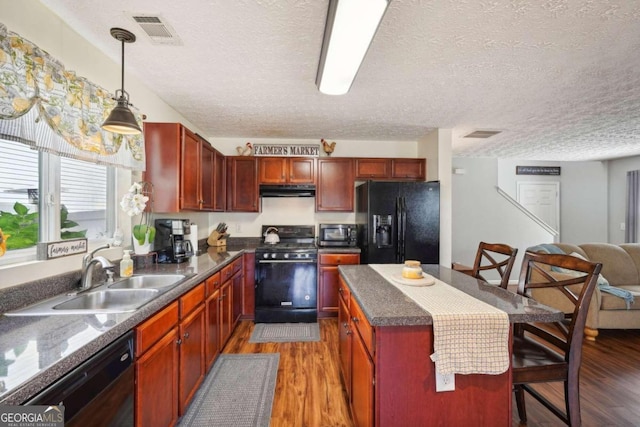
[0,23,145,170]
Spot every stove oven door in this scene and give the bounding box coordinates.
[255,258,317,323]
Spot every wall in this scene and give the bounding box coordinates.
[608,155,640,243]
[0,1,198,287]
[452,157,556,281]
[497,159,609,244]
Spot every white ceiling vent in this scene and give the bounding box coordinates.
[130,14,183,46]
[463,130,502,138]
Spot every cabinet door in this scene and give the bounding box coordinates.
[219,281,233,348]
[135,328,179,427]
[242,252,255,316]
[289,158,315,184]
[181,128,201,210]
[179,304,205,415]
[205,289,221,371]
[319,265,339,314]
[355,158,391,179]
[232,271,243,325]
[259,157,287,184]
[391,158,426,180]
[213,149,226,211]
[226,157,259,212]
[316,158,354,212]
[351,329,374,427]
[338,295,352,398]
[142,122,182,213]
[200,142,215,211]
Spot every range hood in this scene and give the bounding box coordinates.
[259,184,316,198]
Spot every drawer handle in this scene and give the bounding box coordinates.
[176,338,182,345]
[184,332,189,339]
[346,330,352,336]
[352,316,359,323]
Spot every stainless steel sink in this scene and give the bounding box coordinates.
[53,289,159,312]
[4,274,188,316]
[107,274,186,290]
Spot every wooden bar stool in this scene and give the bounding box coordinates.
[452,242,518,288]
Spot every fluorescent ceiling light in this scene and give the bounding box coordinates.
[316,0,390,95]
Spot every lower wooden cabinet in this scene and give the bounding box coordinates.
[205,272,221,371]
[351,325,374,427]
[135,283,206,426]
[242,252,255,318]
[318,253,360,316]
[338,291,352,397]
[219,279,233,348]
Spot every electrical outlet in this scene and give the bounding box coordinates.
[435,371,455,392]
[620,222,626,231]
[235,223,242,233]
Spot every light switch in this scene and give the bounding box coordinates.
[620,222,626,231]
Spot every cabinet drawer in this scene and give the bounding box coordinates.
[350,296,374,357]
[205,272,221,297]
[319,253,360,265]
[180,283,205,318]
[136,301,179,356]
[221,264,234,282]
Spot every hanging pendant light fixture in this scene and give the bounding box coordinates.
[102,27,142,135]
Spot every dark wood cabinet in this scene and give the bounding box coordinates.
[219,279,233,347]
[213,149,226,211]
[355,158,426,181]
[355,158,391,179]
[318,253,360,316]
[338,277,352,397]
[178,303,205,414]
[204,272,221,371]
[242,252,255,318]
[351,323,375,427]
[259,157,315,184]
[135,302,180,427]
[226,156,259,212]
[316,158,354,212]
[391,158,425,180]
[143,122,224,212]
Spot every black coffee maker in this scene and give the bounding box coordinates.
[154,219,194,263]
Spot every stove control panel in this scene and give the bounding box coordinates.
[258,251,317,261]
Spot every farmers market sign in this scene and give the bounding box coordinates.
[253,144,320,157]
[38,238,87,260]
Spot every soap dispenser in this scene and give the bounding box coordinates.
[120,250,133,277]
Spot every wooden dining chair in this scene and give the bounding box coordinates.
[512,252,602,426]
[452,242,518,288]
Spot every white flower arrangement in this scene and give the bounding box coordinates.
[120,182,155,246]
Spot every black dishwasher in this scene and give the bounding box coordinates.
[25,330,134,427]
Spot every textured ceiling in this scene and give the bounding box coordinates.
[39,0,640,161]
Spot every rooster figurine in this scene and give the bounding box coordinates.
[321,139,336,156]
[235,142,253,156]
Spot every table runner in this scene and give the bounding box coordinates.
[370,264,510,375]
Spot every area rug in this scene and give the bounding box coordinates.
[249,322,320,343]
[178,353,279,427]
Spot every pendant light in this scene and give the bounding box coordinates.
[102,28,142,135]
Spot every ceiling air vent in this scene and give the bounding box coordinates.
[463,130,502,138]
[130,14,183,46]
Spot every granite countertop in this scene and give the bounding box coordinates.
[338,264,563,327]
[0,248,244,405]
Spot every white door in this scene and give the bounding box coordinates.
[517,182,560,233]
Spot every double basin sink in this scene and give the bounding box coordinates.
[5,274,188,316]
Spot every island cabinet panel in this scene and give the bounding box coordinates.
[351,328,374,427]
[226,156,260,212]
[316,158,355,212]
[259,157,315,184]
[338,291,352,397]
[318,253,360,316]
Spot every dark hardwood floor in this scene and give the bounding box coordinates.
[222,319,640,427]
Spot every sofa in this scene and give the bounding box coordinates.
[528,243,640,341]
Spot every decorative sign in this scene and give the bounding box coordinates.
[253,144,320,157]
[37,238,88,260]
[516,166,561,176]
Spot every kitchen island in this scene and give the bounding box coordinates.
[338,264,563,427]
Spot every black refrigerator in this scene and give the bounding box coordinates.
[356,180,440,264]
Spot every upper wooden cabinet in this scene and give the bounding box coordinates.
[259,157,315,184]
[226,156,260,212]
[143,122,225,212]
[316,158,354,212]
[355,158,426,181]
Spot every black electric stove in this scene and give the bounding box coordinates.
[254,225,318,323]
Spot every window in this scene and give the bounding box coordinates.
[0,138,114,264]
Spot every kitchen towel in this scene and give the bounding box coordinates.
[370,264,510,375]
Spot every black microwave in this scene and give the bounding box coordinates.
[318,224,357,247]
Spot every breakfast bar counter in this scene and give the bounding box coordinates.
[337,264,563,427]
